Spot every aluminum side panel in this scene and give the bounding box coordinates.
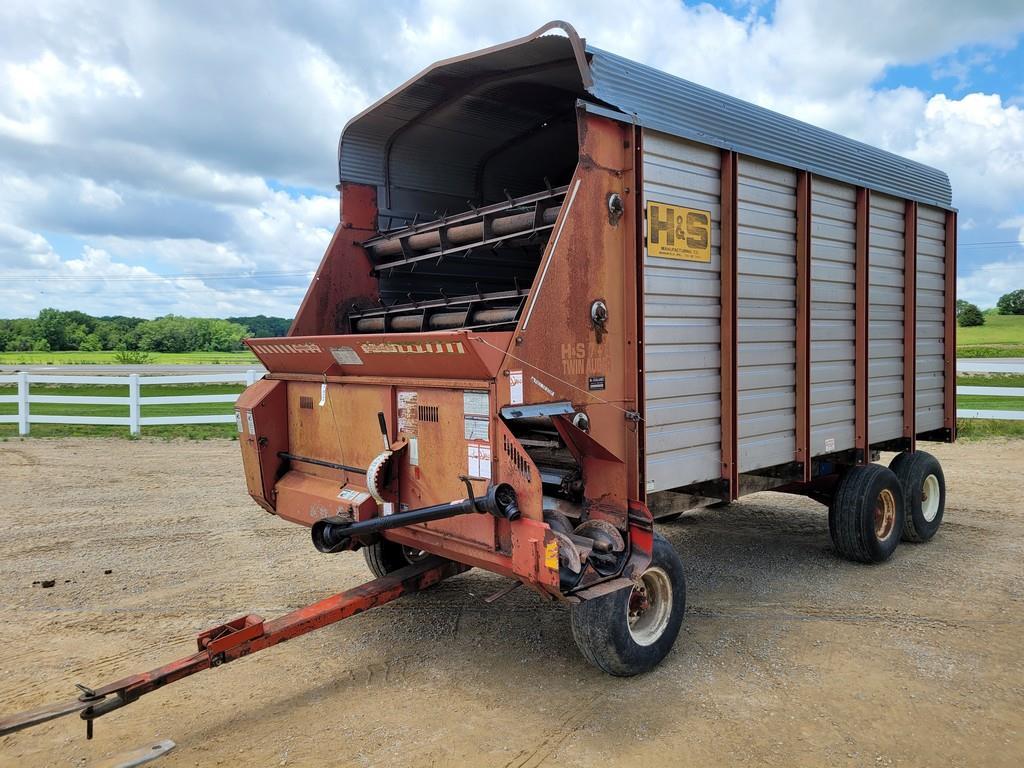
[737,158,797,471]
[869,193,907,442]
[809,177,856,455]
[642,132,722,491]
[916,205,947,432]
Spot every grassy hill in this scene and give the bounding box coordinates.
[957,313,1024,358]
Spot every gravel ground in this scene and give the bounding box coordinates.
[0,438,1021,767]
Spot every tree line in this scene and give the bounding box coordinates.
[957,290,1024,327]
[0,309,292,353]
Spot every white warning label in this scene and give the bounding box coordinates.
[509,370,524,405]
[467,442,492,479]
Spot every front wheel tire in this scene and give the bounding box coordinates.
[362,538,431,578]
[570,532,686,676]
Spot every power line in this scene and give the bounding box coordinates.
[2,270,315,283]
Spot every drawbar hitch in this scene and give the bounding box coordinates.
[0,556,466,740]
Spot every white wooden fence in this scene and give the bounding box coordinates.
[0,361,1021,435]
[956,360,1024,421]
[0,370,263,435]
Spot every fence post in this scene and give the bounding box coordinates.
[129,374,141,436]
[17,371,29,436]
[246,369,258,387]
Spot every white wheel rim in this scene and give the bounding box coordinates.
[921,474,940,522]
[627,566,673,646]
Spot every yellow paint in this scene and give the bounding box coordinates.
[646,201,712,262]
[544,539,559,570]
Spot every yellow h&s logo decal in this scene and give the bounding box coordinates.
[646,201,712,262]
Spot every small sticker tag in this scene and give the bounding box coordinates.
[824,437,836,452]
[509,370,524,405]
[234,409,243,433]
[545,540,559,570]
[408,437,419,467]
[337,488,370,505]
[330,346,363,365]
[382,502,395,516]
[397,390,418,435]
[246,411,256,436]
[319,382,327,407]
[531,376,555,397]
[588,375,606,391]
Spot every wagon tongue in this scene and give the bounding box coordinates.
[0,558,466,740]
[245,330,512,379]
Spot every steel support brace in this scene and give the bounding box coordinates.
[795,172,812,481]
[720,150,739,498]
[0,557,466,739]
[854,188,871,463]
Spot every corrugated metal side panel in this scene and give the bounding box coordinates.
[642,132,722,491]
[869,193,906,442]
[809,177,856,455]
[916,205,947,432]
[737,158,797,472]
[586,47,953,209]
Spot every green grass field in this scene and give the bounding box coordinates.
[956,313,1024,358]
[0,350,258,366]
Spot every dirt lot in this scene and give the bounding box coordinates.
[0,438,1021,767]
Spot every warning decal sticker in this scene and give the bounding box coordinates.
[646,201,712,262]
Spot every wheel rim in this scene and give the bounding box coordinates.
[921,474,940,522]
[874,488,897,541]
[627,566,673,646]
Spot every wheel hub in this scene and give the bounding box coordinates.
[626,566,673,646]
[921,473,940,522]
[874,488,897,540]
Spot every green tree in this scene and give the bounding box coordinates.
[79,333,103,351]
[996,289,1024,315]
[957,303,984,327]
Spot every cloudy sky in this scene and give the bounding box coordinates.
[1,0,1023,319]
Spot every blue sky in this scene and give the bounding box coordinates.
[1,0,1023,318]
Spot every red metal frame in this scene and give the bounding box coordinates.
[795,172,812,480]
[854,187,870,462]
[0,558,465,739]
[903,201,918,449]
[719,150,739,498]
[944,210,958,439]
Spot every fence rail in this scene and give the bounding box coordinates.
[0,370,263,435]
[1,361,1021,434]
[955,360,1024,421]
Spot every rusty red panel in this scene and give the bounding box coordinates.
[720,150,739,498]
[236,378,288,511]
[903,201,918,449]
[855,187,870,462]
[944,209,957,440]
[290,182,379,338]
[795,172,812,481]
[247,331,513,379]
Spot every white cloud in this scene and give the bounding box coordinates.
[78,178,123,210]
[0,0,1023,316]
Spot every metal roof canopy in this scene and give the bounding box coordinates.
[339,21,953,218]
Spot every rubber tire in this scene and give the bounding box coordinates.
[570,532,686,676]
[828,464,906,564]
[889,451,946,543]
[362,539,424,578]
